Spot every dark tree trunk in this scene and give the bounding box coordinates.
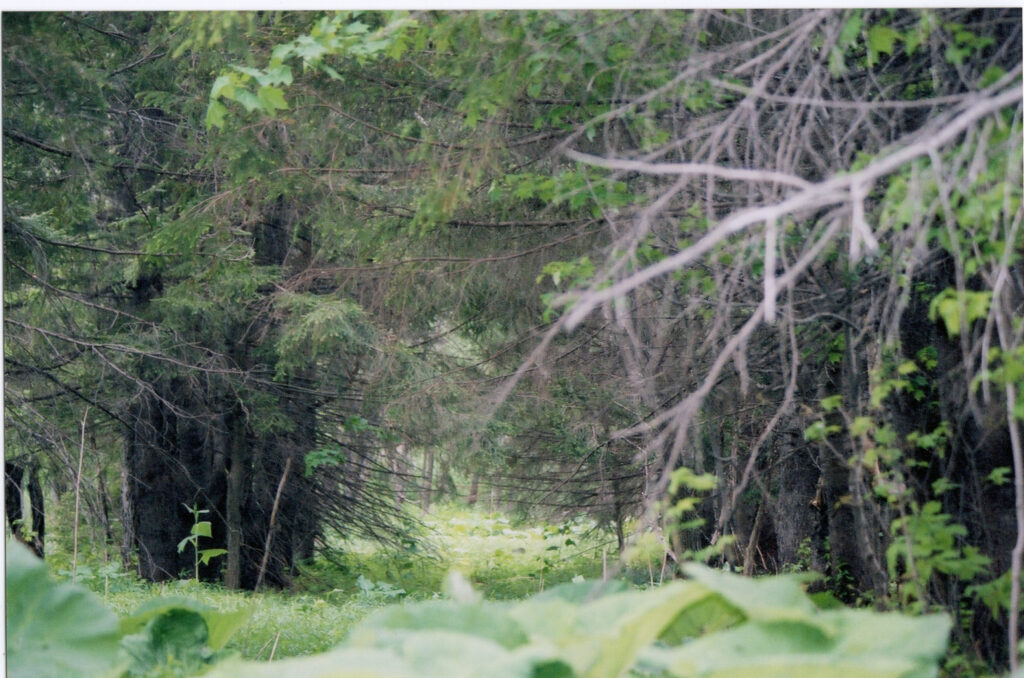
[6,461,25,541]
[123,200,324,589]
[770,431,823,572]
[125,382,228,583]
[6,461,46,559]
[125,393,190,581]
[224,408,248,590]
[26,466,45,558]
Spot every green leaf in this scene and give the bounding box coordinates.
[199,548,229,565]
[928,288,992,336]
[351,600,529,650]
[829,47,847,77]
[839,12,862,47]
[231,65,266,82]
[120,596,251,651]
[207,647,421,678]
[264,64,293,86]
[293,35,329,63]
[644,583,950,678]
[345,20,370,35]
[351,628,572,678]
[120,608,216,677]
[658,589,744,645]
[669,466,717,493]
[821,395,843,412]
[897,361,918,375]
[234,88,263,113]
[511,580,711,678]
[192,520,213,538]
[646,618,930,678]
[867,25,899,56]
[530,578,629,604]
[209,74,236,100]
[682,565,819,625]
[6,540,121,678]
[323,64,345,81]
[987,466,1011,486]
[257,85,289,114]
[206,100,229,129]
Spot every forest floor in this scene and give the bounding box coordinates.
[45,505,644,660]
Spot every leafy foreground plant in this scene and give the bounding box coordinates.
[7,538,950,678]
[6,541,251,678]
[6,540,121,678]
[209,567,951,678]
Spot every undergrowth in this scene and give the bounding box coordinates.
[41,503,616,660]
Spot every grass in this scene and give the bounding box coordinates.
[41,503,619,660]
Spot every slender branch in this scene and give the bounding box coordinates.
[110,49,166,77]
[708,77,975,110]
[255,455,293,591]
[71,406,91,583]
[3,128,210,180]
[564,149,812,189]
[559,85,1022,330]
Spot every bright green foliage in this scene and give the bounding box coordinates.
[1,511,953,678]
[178,505,228,582]
[203,565,949,678]
[645,609,948,678]
[887,502,991,610]
[928,288,993,338]
[206,11,418,128]
[6,540,121,678]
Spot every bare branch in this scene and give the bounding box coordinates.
[558,85,1022,331]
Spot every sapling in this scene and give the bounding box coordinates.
[178,503,228,582]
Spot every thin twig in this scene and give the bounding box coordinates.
[255,455,294,591]
[72,406,90,583]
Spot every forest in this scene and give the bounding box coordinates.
[3,8,1023,678]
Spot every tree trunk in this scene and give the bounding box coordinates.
[224,409,248,590]
[120,438,136,573]
[421,448,434,512]
[27,465,45,558]
[6,462,27,548]
[771,431,823,571]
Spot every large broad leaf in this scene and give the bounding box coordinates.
[6,540,121,678]
[119,597,251,677]
[681,564,820,625]
[643,600,951,678]
[206,647,421,678]
[511,580,712,678]
[529,578,629,603]
[350,600,529,649]
[206,634,572,678]
[119,596,251,650]
[825,608,952,678]
[350,628,572,678]
[657,587,744,645]
[121,608,212,677]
